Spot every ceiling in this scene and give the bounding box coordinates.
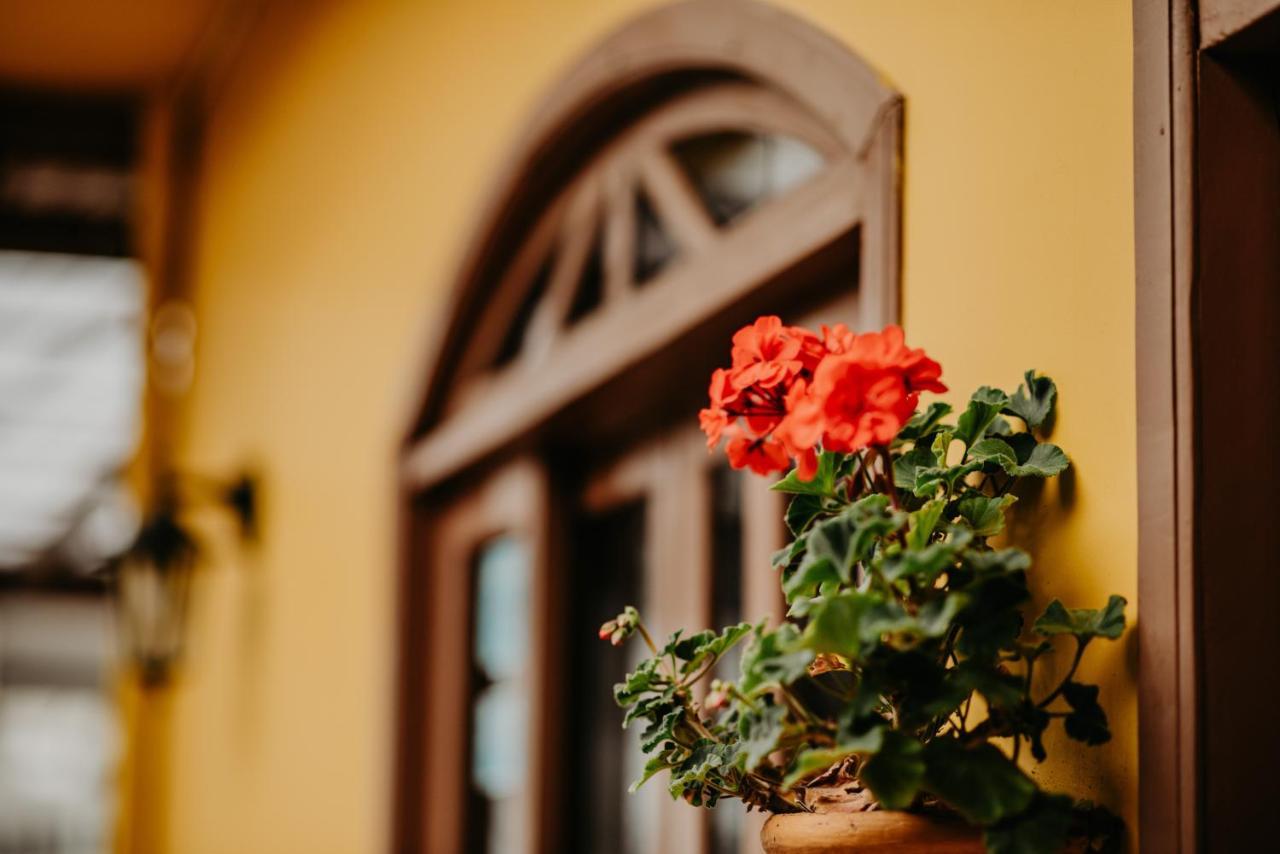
[0,0,223,92]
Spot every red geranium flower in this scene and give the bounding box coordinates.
[701,318,945,479]
[724,427,791,476]
[727,316,819,391]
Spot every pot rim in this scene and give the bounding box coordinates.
[761,809,985,854]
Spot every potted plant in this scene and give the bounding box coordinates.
[600,317,1126,853]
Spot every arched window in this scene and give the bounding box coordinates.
[394,3,901,853]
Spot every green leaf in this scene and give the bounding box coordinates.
[859,730,926,809]
[905,499,946,550]
[668,739,736,803]
[987,415,1014,436]
[913,593,970,638]
[896,401,953,444]
[930,430,955,466]
[1002,443,1070,478]
[785,493,825,536]
[1005,370,1058,432]
[1061,681,1111,745]
[893,445,937,494]
[802,591,879,658]
[923,739,1036,825]
[614,657,663,706]
[968,438,1018,469]
[952,549,1033,657]
[739,624,814,696]
[672,630,716,662]
[772,451,839,496]
[983,793,1074,854]
[674,621,754,674]
[793,495,898,592]
[955,494,1017,537]
[782,554,841,603]
[807,516,859,584]
[954,387,1011,447]
[948,661,1025,709]
[738,703,788,770]
[772,534,808,569]
[629,755,670,793]
[640,708,683,752]
[1005,432,1038,465]
[879,537,965,585]
[1033,595,1127,640]
[963,548,1032,574]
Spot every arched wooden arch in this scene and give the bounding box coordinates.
[394,2,902,852]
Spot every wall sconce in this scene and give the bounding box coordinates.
[113,470,257,688]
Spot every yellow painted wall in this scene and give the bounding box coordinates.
[163,1,1135,851]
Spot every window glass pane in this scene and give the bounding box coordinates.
[633,190,676,285]
[469,535,531,854]
[493,254,554,368]
[566,499,648,854]
[671,131,825,227]
[566,227,605,324]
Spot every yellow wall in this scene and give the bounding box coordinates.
[163,1,1135,851]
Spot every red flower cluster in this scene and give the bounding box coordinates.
[699,317,946,478]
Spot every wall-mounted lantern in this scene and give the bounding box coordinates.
[113,471,257,688]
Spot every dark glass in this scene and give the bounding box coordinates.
[565,499,646,854]
[633,190,676,285]
[494,254,555,367]
[567,226,605,323]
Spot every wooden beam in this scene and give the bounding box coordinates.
[638,149,717,252]
[522,179,600,364]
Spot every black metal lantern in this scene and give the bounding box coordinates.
[113,472,256,687]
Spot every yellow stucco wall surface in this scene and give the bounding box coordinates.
[164,1,1135,852]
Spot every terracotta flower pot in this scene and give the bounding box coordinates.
[761,810,984,854]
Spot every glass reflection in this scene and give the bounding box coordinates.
[671,131,825,227]
[469,535,531,854]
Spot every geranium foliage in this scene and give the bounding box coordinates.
[604,318,1126,853]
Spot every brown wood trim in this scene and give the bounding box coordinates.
[1133,1,1200,851]
[1199,0,1280,46]
[602,161,637,300]
[638,150,718,252]
[447,191,571,391]
[522,178,601,363]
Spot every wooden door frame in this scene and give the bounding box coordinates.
[1133,3,1198,850]
[1133,1,1280,850]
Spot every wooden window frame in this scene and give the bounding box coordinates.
[393,2,903,852]
[413,460,557,854]
[1134,1,1280,850]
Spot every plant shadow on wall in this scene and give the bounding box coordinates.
[600,318,1126,853]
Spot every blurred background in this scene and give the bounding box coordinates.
[0,1,1139,853]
